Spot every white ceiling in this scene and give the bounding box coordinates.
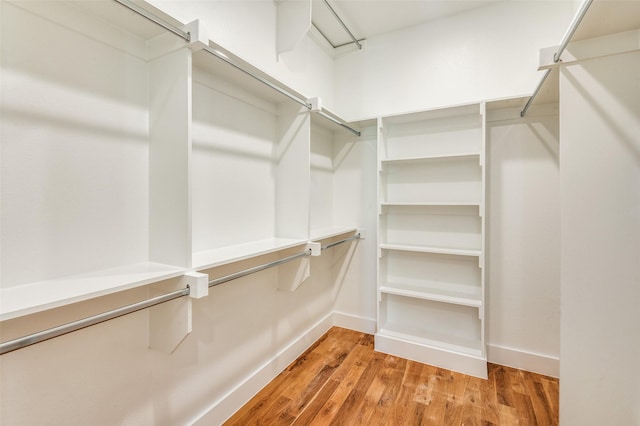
[312,0,502,47]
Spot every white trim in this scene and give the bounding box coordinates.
[332,311,377,334]
[191,312,334,425]
[487,344,559,378]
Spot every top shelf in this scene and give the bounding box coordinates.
[382,103,482,126]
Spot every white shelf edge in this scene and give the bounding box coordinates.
[192,237,309,271]
[379,285,482,308]
[380,152,480,164]
[380,202,481,207]
[376,327,483,358]
[0,262,186,321]
[379,243,481,257]
[309,226,358,241]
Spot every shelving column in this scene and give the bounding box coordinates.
[375,103,487,378]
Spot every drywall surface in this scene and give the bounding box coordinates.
[334,0,574,121]
[487,111,561,376]
[559,50,640,425]
[148,0,336,110]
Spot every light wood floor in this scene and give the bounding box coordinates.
[224,327,559,425]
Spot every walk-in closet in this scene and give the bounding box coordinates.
[1,0,638,424]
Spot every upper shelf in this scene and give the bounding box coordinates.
[0,262,185,321]
[572,0,640,42]
[381,153,480,165]
[382,103,482,126]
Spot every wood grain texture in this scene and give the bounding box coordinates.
[224,327,559,426]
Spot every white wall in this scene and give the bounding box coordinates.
[334,0,574,120]
[487,108,561,376]
[559,49,640,425]
[148,0,336,110]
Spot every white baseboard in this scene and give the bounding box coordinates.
[191,312,335,425]
[487,344,559,378]
[332,311,377,334]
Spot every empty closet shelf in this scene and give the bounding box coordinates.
[0,262,185,321]
[192,238,309,271]
[380,152,480,165]
[309,226,358,241]
[380,243,481,257]
[379,283,481,308]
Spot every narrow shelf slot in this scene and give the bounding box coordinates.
[0,262,185,321]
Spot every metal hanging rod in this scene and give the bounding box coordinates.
[112,0,191,42]
[0,288,189,356]
[521,0,593,117]
[321,0,362,50]
[321,233,361,251]
[209,249,312,287]
[0,248,314,355]
[316,111,361,137]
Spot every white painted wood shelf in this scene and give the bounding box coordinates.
[380,152,480,165]
[192,238,309,271]
[380,243,481,257]
[0,262,185,321]
[310,227,358,241]
[379,282,482,308]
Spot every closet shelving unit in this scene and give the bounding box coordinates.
[0,0,360,327]
[375,103,488,378]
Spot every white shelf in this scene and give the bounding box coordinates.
[377,327,483,358]
[0,262,186,321]
[381,201,481,207]
[379,282,481,308]
[381,152,480,165]
[380,243,481,257]
[192,238,308,271]
[310,227,358,241]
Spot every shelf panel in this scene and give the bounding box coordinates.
[310,226,358,241]
[381,152,480,165]
[0,262,186,321]
[380,282,481,308]
[192,238,308,271]
[381,202,481,207]
[380,243,481,257]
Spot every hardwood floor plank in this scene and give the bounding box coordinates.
[223,328,559,426]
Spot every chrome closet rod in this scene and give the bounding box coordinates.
[321,233,361,251]
[203,46,312,110]
[321,0,362,50]
[209,249,312,287]
[0,288,190,356]
[316,111,362,137]
[520,0,593,117]
[112,0,191,42]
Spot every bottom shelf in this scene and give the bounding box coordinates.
[375,331,487,379]
[0,262,186,321]
[379,293,484,357]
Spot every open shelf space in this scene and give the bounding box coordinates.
[380,244,481,257]
[380,156,482,204]
[378,293,483,357]
[309,114,360,241]
[380,204,481,251]
[379,250,482,307]
[380,104,482,160]
[190,52,310,269]
[0,0,191,320]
